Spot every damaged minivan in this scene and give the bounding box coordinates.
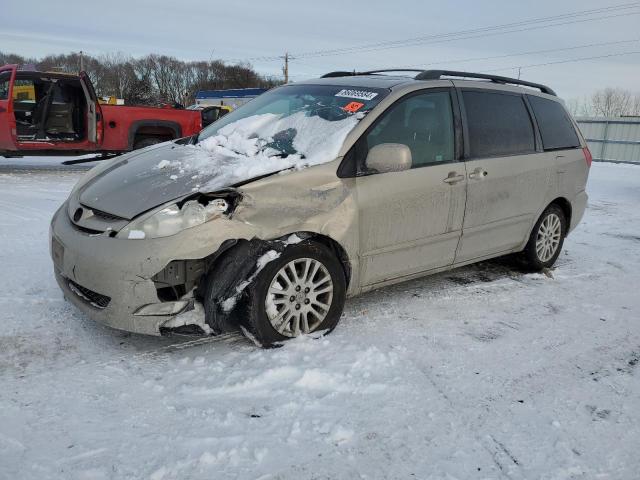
[50,69,591,346]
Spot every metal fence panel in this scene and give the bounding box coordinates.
[576,117,640,163]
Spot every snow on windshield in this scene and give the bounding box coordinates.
[157,110,361,192]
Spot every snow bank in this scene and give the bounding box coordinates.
[158,112,360,192]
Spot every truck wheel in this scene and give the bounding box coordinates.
[241,241,346,347]
[133,136,165,150]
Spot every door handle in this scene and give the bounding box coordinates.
[468,168,488,180]
[443,172,465,184]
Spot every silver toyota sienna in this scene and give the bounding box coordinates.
[50,69,591,346]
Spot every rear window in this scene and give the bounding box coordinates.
[527,95,580,150]
[462,90,536,158]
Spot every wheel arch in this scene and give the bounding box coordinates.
[297,232,352,289]
[548,197,572,231]
[128,120,182,149]
[520,196,573,253]
[198,231,352,332]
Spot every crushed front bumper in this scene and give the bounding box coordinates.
[49,204,228,336]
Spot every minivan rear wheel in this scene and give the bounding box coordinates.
[522,204,566,271]
[242,241,346,347]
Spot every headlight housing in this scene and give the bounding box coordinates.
[117,198,230,239]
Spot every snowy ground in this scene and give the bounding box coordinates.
[0,161,639,480]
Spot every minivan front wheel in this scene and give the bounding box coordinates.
[243,241,346,347]
[523,204,566,270]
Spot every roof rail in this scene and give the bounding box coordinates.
[414,70,556,96]
[320,68,556,96]
[321,69,426,78]
[321,71,357,78]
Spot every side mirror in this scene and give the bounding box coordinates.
[365,143,412,174]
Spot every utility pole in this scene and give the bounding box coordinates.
[517,66,521,79]
[80,50,84,72]
[282,52,289,83]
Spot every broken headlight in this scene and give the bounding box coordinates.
[117,198,229,240]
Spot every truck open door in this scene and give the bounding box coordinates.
[0,65,17,152]
[79,71,103,147]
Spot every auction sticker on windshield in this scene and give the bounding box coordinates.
[335,89,379,101]
[342,101,365,113]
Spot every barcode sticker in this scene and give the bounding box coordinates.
[335,89,378,101]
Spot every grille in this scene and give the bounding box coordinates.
[85,206,125,222]
[72,224,104,235]
[68,280,111,309]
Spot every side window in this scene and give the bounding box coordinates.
[462,90,535,158]
[0,71,10,100]
[365,91,455,169]
[527,95,580,150]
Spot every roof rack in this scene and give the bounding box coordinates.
[320,68,556,96]
[321,69,427,78]
[414,70,556,96]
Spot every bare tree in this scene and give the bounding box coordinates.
[632,94,640,116]
[591,88,633,117]
[0,49,280,106]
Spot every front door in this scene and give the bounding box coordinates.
[0,65,17,151]
[355,89,467,287]
[79,71,102,145]
[455,89,554,262]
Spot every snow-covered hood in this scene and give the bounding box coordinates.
[78,112,360,220]
[77,142,210,220]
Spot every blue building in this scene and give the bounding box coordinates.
[195,88,268,109]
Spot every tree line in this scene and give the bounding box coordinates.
[567,88,640,118]
[3,50,638,118]
[0,51,282,106]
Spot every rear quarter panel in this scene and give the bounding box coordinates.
[100,105,202,151]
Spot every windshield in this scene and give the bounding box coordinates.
[198,84,389,146]
[165,84,388,192]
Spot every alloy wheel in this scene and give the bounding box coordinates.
[535,213,562,262]
[265,258,334,337]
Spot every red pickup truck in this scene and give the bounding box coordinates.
[0,64,213,157]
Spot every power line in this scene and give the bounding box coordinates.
[272,39,640,79]
[382,38,640,70]
[276,49,640,82]
[482,49,640,73]
[240,2,639,62]
[293,11,640,60]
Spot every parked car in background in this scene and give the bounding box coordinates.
[0,64,206,156]
[50,69,591,346]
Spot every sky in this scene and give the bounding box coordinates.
[2,0,640,99]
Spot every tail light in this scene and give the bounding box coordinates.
[582,146,592,168]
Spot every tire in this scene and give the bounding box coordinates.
[522,204,567,271]
[242,241,346,347]
[133,136,165,150]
